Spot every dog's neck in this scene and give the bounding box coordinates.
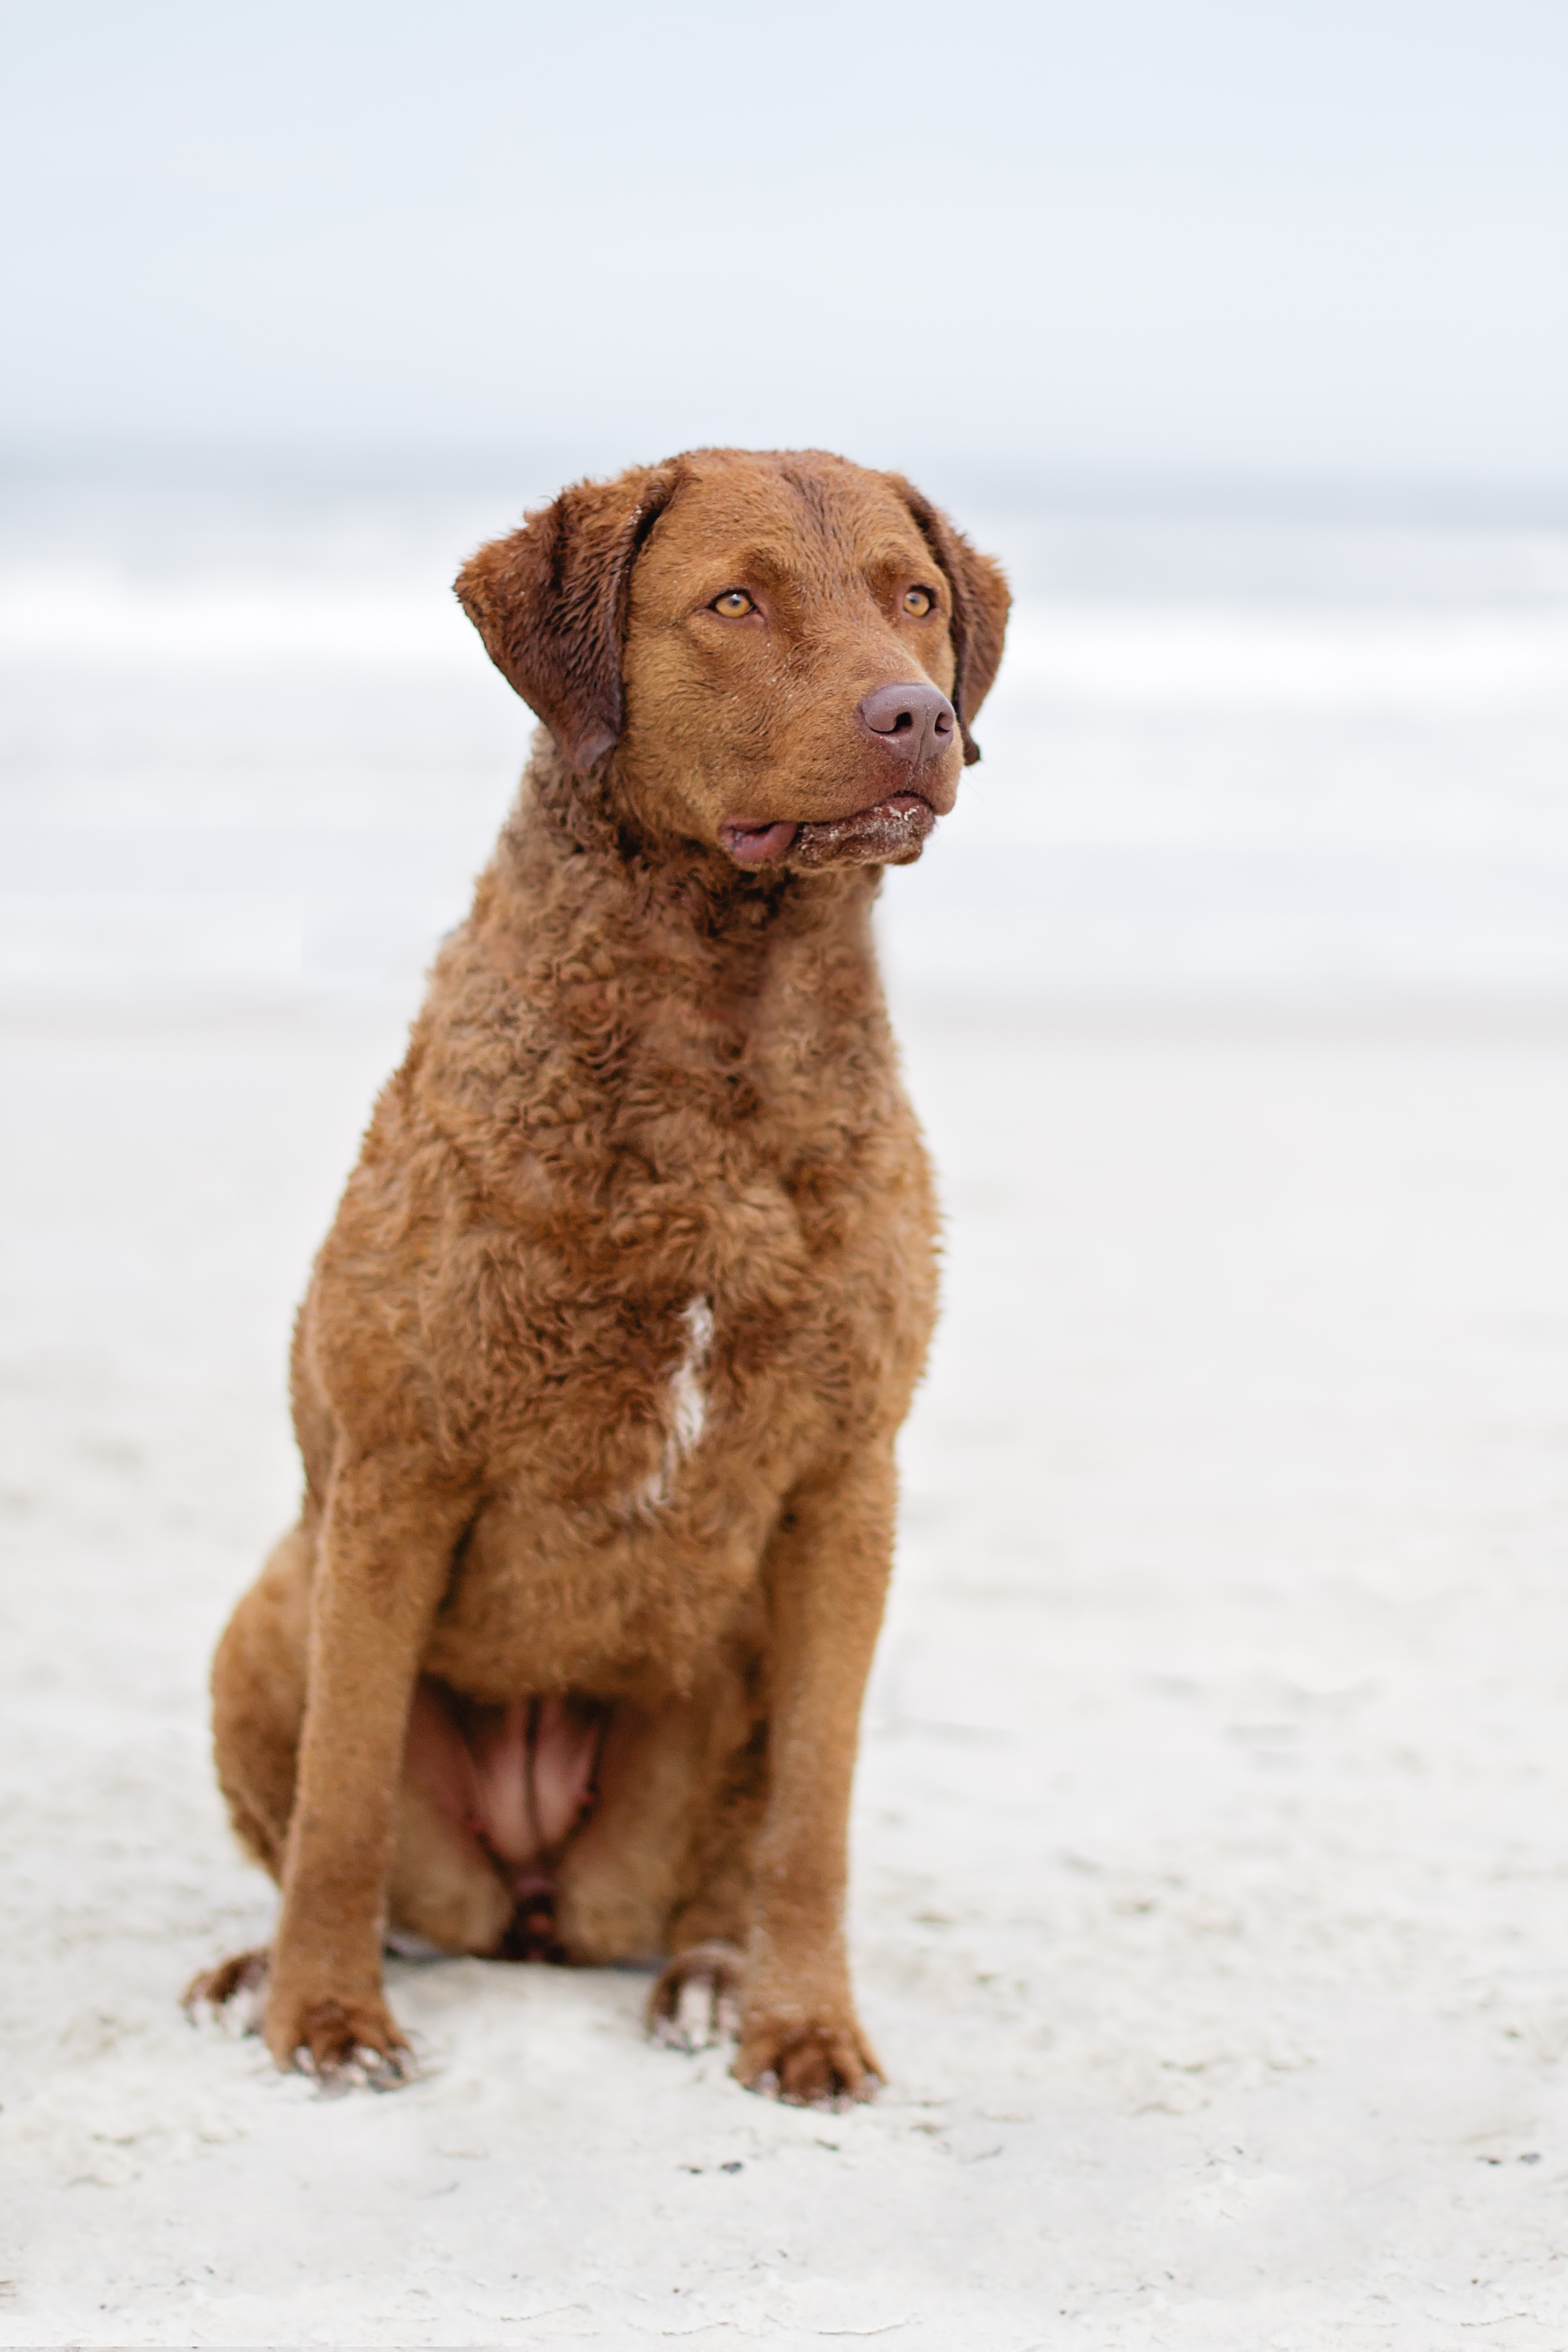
[510,734,886,978]
[417,736,901,1219]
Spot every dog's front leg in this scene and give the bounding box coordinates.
[264,1450,470,2083]
[735,1444,896,2106]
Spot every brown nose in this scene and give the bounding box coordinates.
[858,681,957,768]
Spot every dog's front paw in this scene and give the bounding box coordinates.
[648,1939,746,2051]
[264,1983,415,2091]
[733,2009,883,2107]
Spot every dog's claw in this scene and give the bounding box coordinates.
[265,1990,415,2089]
[356,2042,417,2089]
[293,2038,415,2095]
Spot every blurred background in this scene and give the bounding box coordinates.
[3,0,1565,1012]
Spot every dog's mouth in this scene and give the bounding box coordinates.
[720,792,938,871]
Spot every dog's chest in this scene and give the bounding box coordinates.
[427,1274,854,1697]
[421,1086,935,1697]
[463,1110,924,1488]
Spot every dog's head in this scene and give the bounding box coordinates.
[455,447,1009,873]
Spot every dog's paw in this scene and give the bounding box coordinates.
[265,1988,416,2092]
[182,1946,270,2031]
[733,2011,883,2108]
[648,1939,746,2051]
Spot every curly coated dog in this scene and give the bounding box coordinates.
[188,446,1009,2104]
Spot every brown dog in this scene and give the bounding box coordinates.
[189,447,1009,2104]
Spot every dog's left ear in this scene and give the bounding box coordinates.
[890,480,1011,765]
[455,463,683,774]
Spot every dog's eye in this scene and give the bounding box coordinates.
[710,589,755,618]
[903,586,936,617]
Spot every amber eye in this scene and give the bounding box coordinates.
[710,588,755,617]
[903,585,935,617]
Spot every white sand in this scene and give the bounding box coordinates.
[4,998,1568,2350]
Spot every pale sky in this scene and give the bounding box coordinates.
[2,0,1565,488]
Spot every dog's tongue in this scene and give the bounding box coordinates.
[719,819,799,865]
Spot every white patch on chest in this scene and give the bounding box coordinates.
[636,1295,714,1514]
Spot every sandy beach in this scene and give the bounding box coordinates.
[4,995,1567,2348]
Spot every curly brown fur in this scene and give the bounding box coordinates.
[199,446,1009,2102]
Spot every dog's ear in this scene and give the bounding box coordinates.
[890,480,1011,765]
[454,464,682,774]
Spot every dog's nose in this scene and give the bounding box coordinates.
[857,681,957,767]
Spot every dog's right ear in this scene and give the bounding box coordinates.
[455,465,682,774]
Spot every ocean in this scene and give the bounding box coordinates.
[3,462,1565,1011]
